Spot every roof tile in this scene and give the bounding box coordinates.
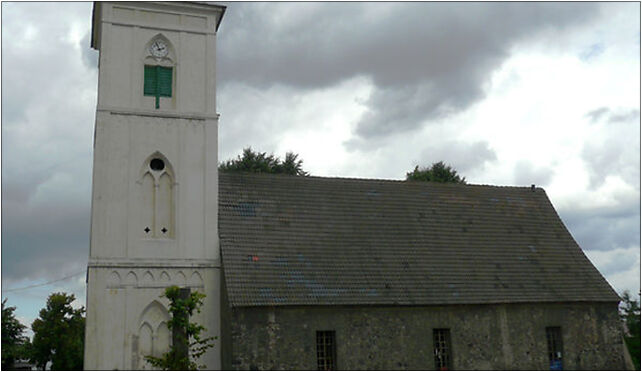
[219,172,619,307]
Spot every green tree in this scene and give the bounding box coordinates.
[31,293,85,370]
[620,291,640,370]
[2,299,30,369]
[406,161,466,184]
[145,286,215,370]
[220,147,309,176]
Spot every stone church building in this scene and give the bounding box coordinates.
[84,2,629,370]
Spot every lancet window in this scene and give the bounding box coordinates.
[138,153,175,239]
[134,301,171,370]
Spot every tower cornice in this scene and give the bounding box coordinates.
[92,1,226,50]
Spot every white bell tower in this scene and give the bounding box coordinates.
[84,2,225,369]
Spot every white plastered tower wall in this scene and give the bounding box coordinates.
[85,2,225,370]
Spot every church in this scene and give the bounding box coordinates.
[84,2,629,370]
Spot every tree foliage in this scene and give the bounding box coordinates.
[145,286,215,370]
[406,161,466,184]
[620,291,640,370]
[219,147,309,176]
[31,293,85,370]
[2,299,31,369]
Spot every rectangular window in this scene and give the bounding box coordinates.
[433,328,452,371]
[546,327,563,370]
[316,330,336,371]
[144,65,172,108]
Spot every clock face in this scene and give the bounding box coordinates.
[150,40,168,58]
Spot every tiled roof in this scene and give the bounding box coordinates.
[219,172,619,307]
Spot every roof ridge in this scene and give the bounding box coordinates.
[219,170,542,191]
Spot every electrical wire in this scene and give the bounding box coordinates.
[3,271,86,293]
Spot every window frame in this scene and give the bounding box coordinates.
[316,330,336,371]
[546,326,563,371]
[433,328,453,371]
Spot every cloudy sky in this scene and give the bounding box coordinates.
[2,2,640,331]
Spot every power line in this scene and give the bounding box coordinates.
[3,271,86,293]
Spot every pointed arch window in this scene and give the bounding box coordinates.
[134,301,171,370]
[138,153,175,239]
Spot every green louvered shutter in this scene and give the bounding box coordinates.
[143,65,157,96]
[144,65,172,109]
[144,65,172,97]
[158,67,172,97]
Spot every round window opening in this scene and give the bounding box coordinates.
[150,158,165,171]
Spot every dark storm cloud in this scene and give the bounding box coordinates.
[558,195,640,256]
[218,2,601,140]
[1,199,90,283]
[1,143,93,282]
[353,79,486,139]
[2,2,95,282]
[594,249,639,278]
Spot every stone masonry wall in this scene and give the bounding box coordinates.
[222,302,625,370]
